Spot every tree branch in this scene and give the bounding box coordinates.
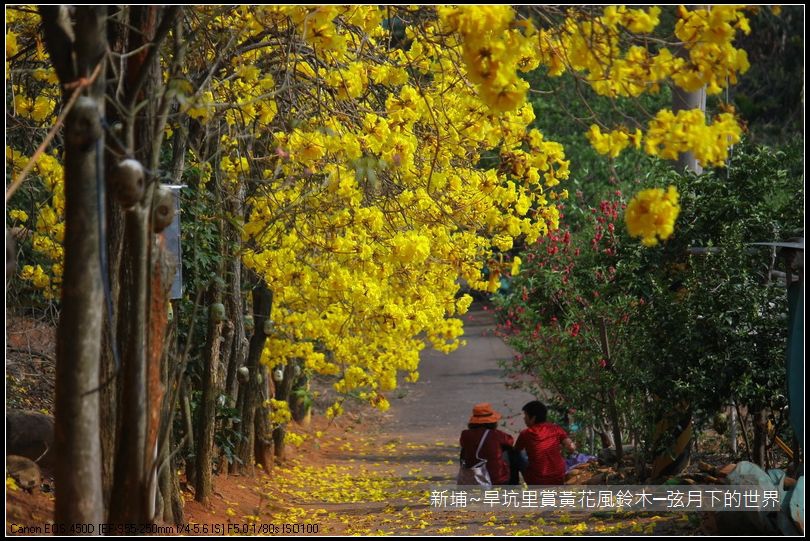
[127,6,180,109]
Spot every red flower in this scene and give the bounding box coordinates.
[570,323,581,337]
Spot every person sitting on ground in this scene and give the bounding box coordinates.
[515,400,576,485]
[459,403,520,485]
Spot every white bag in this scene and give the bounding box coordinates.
[456,429,493,488]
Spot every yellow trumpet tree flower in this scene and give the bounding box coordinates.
[6,5,753,408]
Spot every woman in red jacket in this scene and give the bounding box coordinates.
[515,400,576,485]
[459,403,520,485]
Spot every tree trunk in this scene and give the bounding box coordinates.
[597,428,614,449]
[109,194,151,524]
[236,285,273,475]
[157,338,175,525]
[223,182,246,471]
[98,8,130,512]
[155,427,178,524]
[195,288,224,504]
[41,5,107,529]
[145,236,173,520]
[107,6,180,524]
[673,7,707,175]
[182,380,196,487]
[217,320,234,472]
[219,321,235,400]
[752,408,768,467]
[290,372,312,428]
[224,181,246,405]
[255,386,274,472]
[672,85,706,174]
[272,362,297,461]
[607,391,623,464]
[598,319,622,463]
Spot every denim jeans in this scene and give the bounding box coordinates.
[502,449,529,485]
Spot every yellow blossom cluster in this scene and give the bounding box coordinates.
[267,398,293,427]
[527,5,750,164]
[645,110,742,167]
[8,209,29,223]
[673,6,751,94]
[283,431,307,447]
[624,185,681,247]
[20,264,51,289]
[437,6,537,113]
[537,10,667,98]
[13,93,57,123]
[7,145,65,299]
[6,8,66,299]
[587,125,643,159]
[183,31,277,128]
[536,6,749,97]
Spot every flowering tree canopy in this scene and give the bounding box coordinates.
[6,6,753,410]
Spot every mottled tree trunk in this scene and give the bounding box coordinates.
[673,6,707,175]
[40,5,107,529]
[236,285,273,475]
[224,181,246,406]
[146,237,173,520]
[195,284,224,504]
[672,86,706,174]
[109,191,151,523]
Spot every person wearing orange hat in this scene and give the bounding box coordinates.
[459,403,520,485]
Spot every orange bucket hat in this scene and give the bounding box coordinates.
[469,403,501,424]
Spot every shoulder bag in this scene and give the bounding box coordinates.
[456,429,493,488]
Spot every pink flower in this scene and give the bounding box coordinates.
[599,359,608,368]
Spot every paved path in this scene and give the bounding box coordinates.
[253,303,696,535]
[385,304,536,445]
